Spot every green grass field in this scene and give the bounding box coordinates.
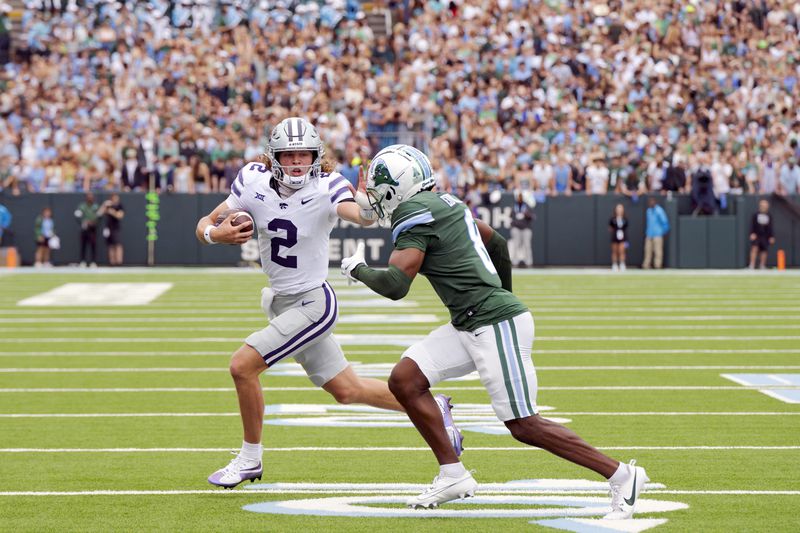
[1,268,799,532]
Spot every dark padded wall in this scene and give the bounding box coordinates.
[2,192,798,268]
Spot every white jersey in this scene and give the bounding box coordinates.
[225,163,354,295]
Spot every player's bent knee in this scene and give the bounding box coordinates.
[505,416,543,444]
[229,345,265,381]
[388,363,428,402]
[330,387,359,405]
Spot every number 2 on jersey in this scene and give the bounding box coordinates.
[267,218,297,268]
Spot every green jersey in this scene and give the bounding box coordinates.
[391,191,528,331]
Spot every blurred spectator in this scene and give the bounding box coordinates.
[0,201,10,246]
[662,157,687,194]
[0,4,9,65]
[34,206,56,267]
[120,148,147,191]
[642,197,670,270]
[691,155,716,216]
[760,156,779,195]
[99,193,124,266]
[620,158,647,199]
[586,154,609,195]
[778,158,800,196]
[74,192,99,267]
[609,203,628,272]
[532,157,554,196]
[552,155,573,196]
[748,199,775,269]
[509,191,534,268]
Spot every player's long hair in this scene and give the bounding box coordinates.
[256,150,336,174]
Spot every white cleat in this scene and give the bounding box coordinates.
[605,459,650,519]
[406,471,478,509]
[208,454,263,489]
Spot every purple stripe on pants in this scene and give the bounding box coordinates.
[263,282,338,366]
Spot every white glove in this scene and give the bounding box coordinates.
[260,287,276,319]
[341,242,366,282]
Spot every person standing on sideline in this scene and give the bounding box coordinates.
[195,119,456,489]
[342,144,649,519]
[509,191,533,268]
[34,207,56,267]
[0,202,11,246]
[748,199,775,269]
[74,192,99,267]
[99,193,125,266]
[609,203,628,271]
[642,197,670,269]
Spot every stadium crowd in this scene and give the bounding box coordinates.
[1,0,800,201]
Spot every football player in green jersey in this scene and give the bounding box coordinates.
[342,144,649,518]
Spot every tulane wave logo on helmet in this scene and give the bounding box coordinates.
[370,159,399,187]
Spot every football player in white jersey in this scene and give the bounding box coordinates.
[195,118,459,488]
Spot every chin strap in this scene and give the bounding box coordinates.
[275,179,301,198]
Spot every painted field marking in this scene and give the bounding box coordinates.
[7,324,800,333]
[2,446,798,453]
[3,350,800,359]
[3,335,800,345]
[3,307,800,317]
[3,385,800,393]
[0,314,438,332]
[17,283,173,306]
[0,488,795,497]
[1,411,797,419]
[721,374,800,404]
[2,314,800,322]
[237,480,687,531]
[7,363,800,375]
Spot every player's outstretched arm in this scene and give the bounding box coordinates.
[195,200,253,245]
[476,219,513,292]
[342,247,422,300]
[336,200,377,227]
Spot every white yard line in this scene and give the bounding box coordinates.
[0,488,797,497]
[5,324,800,332]
[1,365,799,372]
[3,315,800,322]
[1,412,797,418]
[1,386,798,393]
[3,335,800,343]
[0,446,798,453]
[4,306,800,314]
[3,350,800,358]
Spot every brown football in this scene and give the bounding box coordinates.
[216,209,254,231]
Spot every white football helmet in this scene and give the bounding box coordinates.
[268,117,325,189]
[365,144,434,223]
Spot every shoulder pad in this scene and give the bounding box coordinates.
[238,162,273,186]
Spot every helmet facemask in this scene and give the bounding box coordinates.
[269,149,322,189]
[366,145,434,225]
[267,117,325,189]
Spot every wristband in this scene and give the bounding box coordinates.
[203,224,217,244]
[359,207,378,221]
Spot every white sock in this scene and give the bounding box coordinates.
[439,462,467,479]
[240,440,262,461]
[608,462,630,483]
